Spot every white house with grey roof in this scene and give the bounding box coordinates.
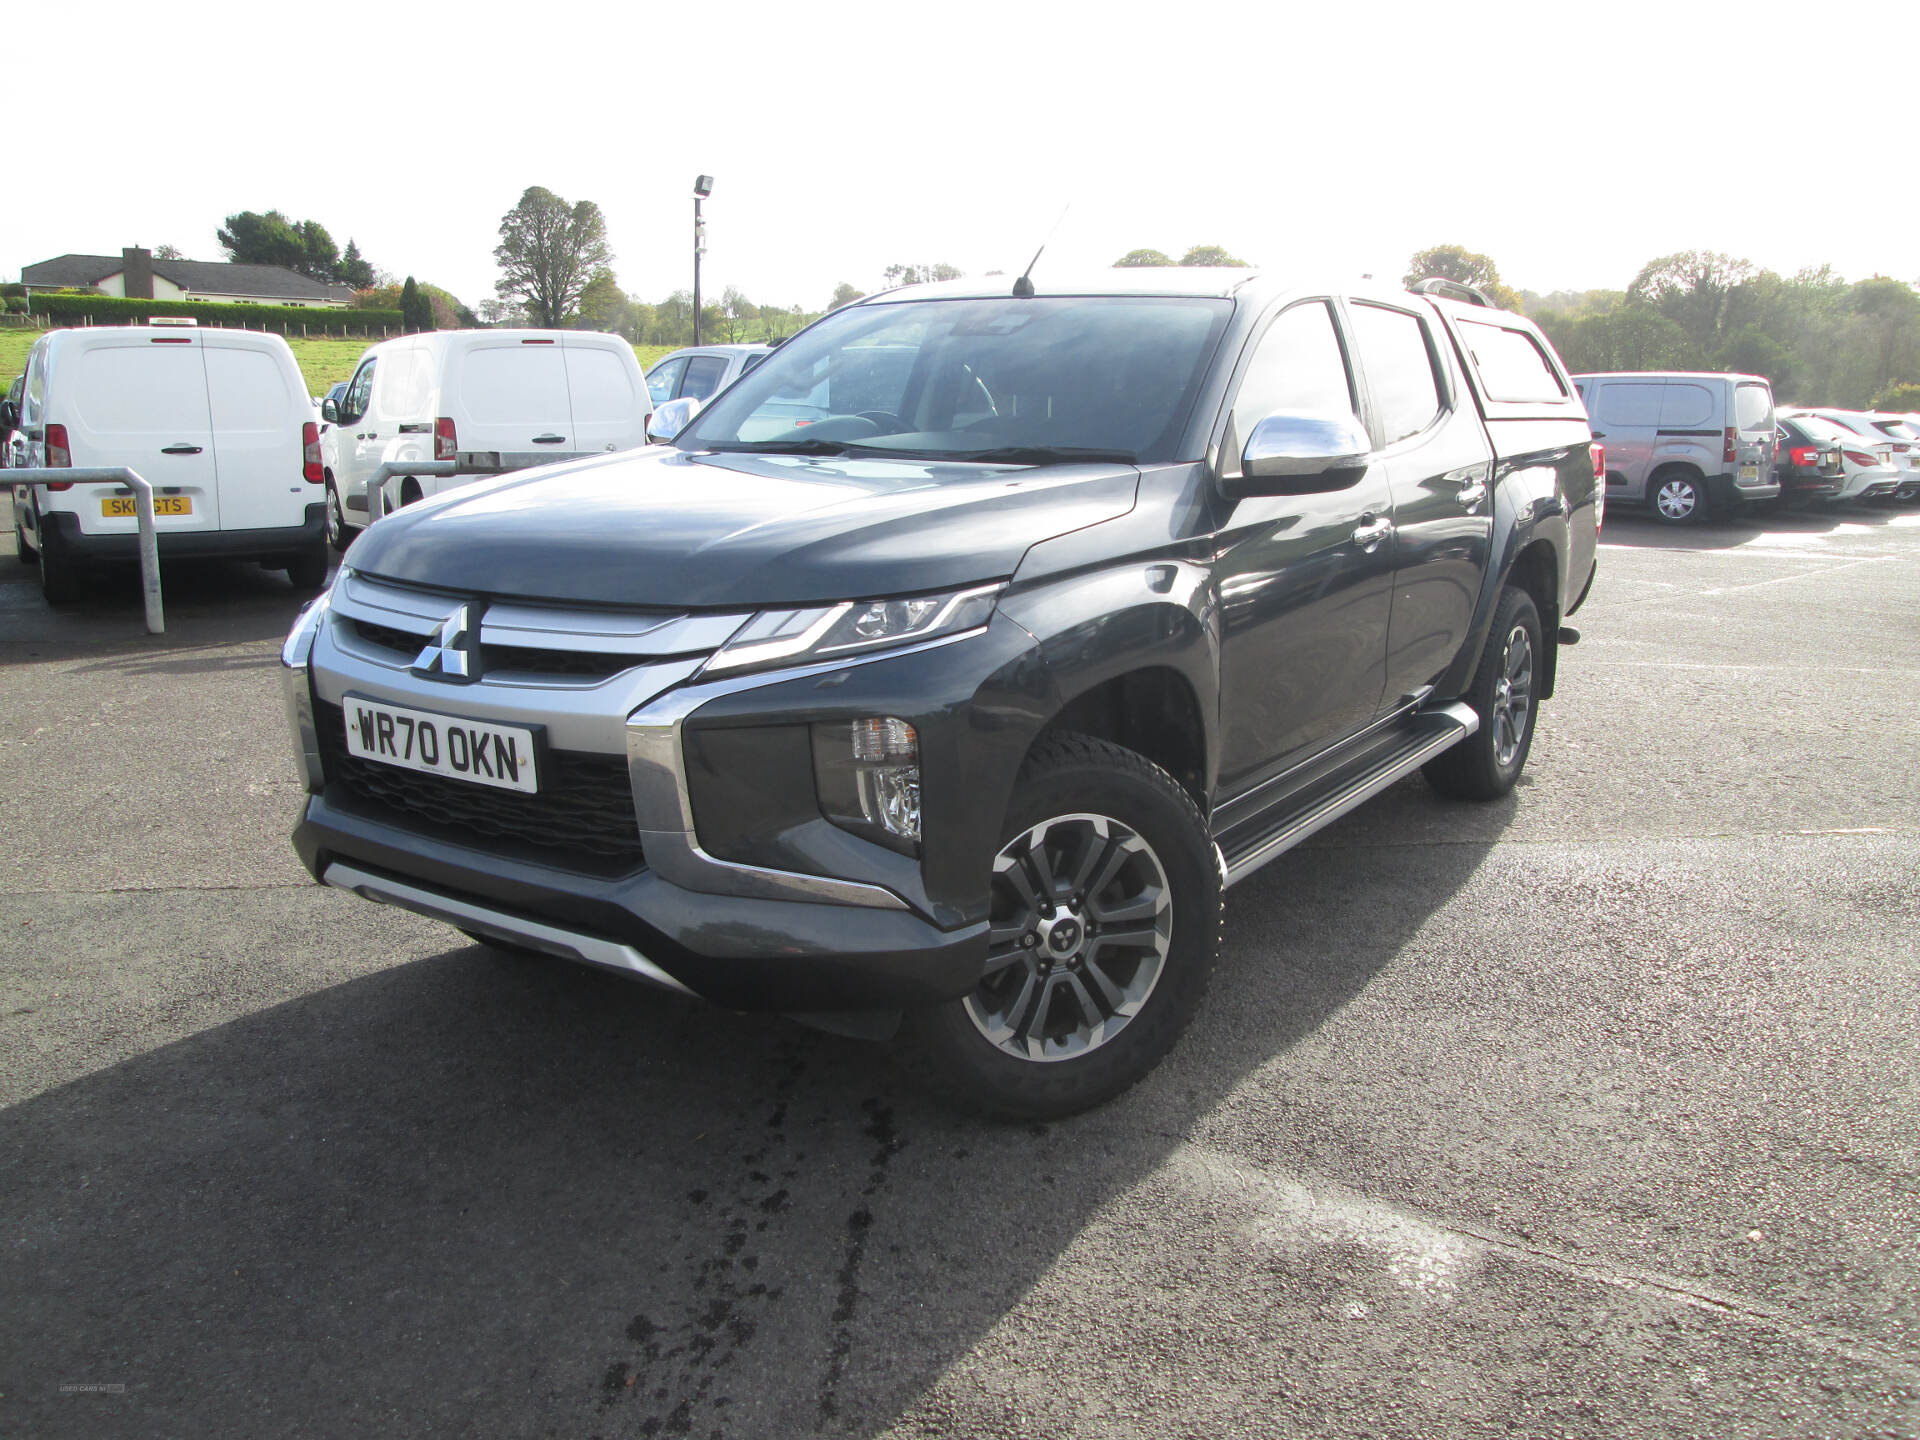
[21,247,352,307]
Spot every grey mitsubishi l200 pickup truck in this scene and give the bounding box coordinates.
[282,269,1600,1118]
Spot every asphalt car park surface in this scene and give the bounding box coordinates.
[2,505,1916,1439]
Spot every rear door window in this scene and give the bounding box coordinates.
[1348,302,1443,447]
[71,343,212,434]
[563,346,640,420]
[1595,383,1665,428]
[460,344,571,424]
[1658,385,1715,428]
[680,355,730,401]
[1458,320,1566,402]
[1734,382,1773,431]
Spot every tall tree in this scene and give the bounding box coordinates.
[1626,251,1756,354]
[1402,243,1521,309]
[722,286,757,342]
[298,220,341,281]
[1180,245,1248,267]
[575,270,627,333]
[153,244,184,261]
[399,276,434,333]
[217,210,307,272]
[339,239,377,290]
[493,186,614,328]
[829,282,866,310]
[1114,248,1174,267]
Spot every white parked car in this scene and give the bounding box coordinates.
[1780,410,1902,503]
[1797,408,1920,501]
[322,330,654,547]
[644,343,771,409]
[9,324,328,600]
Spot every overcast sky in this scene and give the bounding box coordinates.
[10,0,1915,313]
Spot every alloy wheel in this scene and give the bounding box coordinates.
[964,812,1173,1062]
[1491,623,1533,768]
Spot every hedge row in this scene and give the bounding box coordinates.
[27,292,405,334]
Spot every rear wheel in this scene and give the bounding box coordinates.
[904,734,1220,1120]
[1423,585,1542,801]
[1650,471,1708,525]
[285,541,329,591]
[37,524,81,604]
[325,477,353,552]
[13,507,33,562]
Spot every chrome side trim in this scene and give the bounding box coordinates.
[1224,702,1480,887]
[625,626,989,912]
[322,861,696,997]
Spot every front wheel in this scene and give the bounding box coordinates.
[1423,585,1542,801]
[903,734,1220,1120]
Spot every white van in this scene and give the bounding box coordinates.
[9,326,328,600]
[319,330,653,547]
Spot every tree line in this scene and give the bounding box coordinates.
[1407,243,1919,410]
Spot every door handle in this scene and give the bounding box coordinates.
[366,431,378,439]
[1351,516,1392,551]
[1456,480,1487,509]
[532,433,566,444]
[160,444,203,455]
[1590,431,1606,439]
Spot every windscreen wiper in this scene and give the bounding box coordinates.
[701,438,863,456]
[944,446,1138,465]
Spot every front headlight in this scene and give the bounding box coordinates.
[702,583,1001,676]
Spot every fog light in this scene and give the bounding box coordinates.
[814,718,921,854]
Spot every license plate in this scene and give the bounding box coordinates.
[341,695,539,793]
[1738,463,1760,481]
[102,495,191,517]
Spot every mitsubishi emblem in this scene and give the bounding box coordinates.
[412,603,480,682]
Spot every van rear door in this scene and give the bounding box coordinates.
[561,337,648,455]
[1731,380,1775,485]
[62,331,220,535]
[204,334,305,531]
[450,336,573,465]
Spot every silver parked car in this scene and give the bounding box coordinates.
[644,344,772,409]
[1571,371,1778,523]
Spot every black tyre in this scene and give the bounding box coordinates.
[325,477,353,552]
[399,478,423,507]
[1649,470,1708,525]
[285,542,329,591]
[1423,586,1542,802]
[903,733,1221,1120]
[37,525,81,604]
[13,512,33,562]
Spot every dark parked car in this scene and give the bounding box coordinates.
[282,270,1599,1117]
[1772,414,1848,504]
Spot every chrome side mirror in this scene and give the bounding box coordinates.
[1227,410,1372,497]
[647,396,700,444]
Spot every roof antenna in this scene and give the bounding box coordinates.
[1012,205,1071,298]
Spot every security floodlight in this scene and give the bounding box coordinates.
[693,175,714,198]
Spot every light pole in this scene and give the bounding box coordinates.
[692,174,713,346]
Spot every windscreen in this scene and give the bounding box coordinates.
[679,296,1234,466]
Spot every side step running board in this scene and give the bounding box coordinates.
[1219,701,1479,887]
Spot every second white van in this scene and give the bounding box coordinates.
[320,330,653,547]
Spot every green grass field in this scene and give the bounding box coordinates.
[0,329,689,399]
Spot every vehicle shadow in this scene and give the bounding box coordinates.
[0,552,327,657]
[1600,500,1911,550]
[0,789,1507,1438]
